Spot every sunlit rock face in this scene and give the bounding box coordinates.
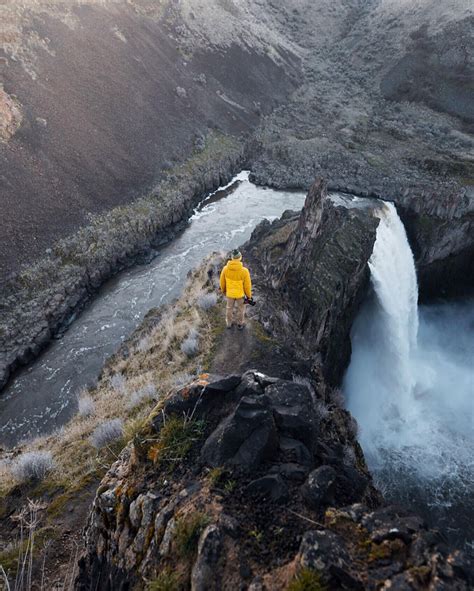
[0,87,22,141]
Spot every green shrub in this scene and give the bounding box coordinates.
[287,568,328,591]
[207,466,225,487]
[146,568,180,591]
[174,512,210,558]
[147,416,205,470]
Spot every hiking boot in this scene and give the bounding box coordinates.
[226,324,233,329]
[237,324,244,330]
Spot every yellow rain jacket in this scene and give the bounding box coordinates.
[220,259,252,299]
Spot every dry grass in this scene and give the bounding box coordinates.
[147,415,205,471]
[11,451,55,483]
[77,392,95,418]
[174,512,210,559]
[0,253,226,500]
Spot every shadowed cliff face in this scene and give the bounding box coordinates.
[381,20,474,125]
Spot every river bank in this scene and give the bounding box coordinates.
[0,133,248,394]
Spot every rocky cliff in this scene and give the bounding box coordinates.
[76,372,472,590]
[1,171,471,589]
[75,179,472,590]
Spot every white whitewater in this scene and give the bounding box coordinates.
[344,202,474,547]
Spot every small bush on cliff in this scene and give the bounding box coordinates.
[174,512,210,558]
[110,374,127,395]
[146,568,180,591]
[12,451,55,482]
[197,292,217,310]
[287,568,328,591]
[78,392,95,418]
[180,329,199,357]
[127,383,157,409]
[90,419,124,449]
[147,415,205,469]
[137,335,152,353]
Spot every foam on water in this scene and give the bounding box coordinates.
[344,202,474,548]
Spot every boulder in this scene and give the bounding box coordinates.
[234,371,265,398]
[301,466,337,510]
[200,395,278,469]
[299,529,363,589]
[362,506,425,544]
[267,381,318,448]
[204,375,242,394]
[337,464,370,504]
[191,525,223,591]
[279,437,313,466]
[269,463,309,482]
[245,474,289,503]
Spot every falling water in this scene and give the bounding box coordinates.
[344,202,474,550]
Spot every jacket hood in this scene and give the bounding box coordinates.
[227,259,243,270]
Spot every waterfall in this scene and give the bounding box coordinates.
[344,201,474,547]
[366,203,419,404]
[345,202,424,463]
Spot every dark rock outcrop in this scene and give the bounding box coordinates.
[397,194,474,300]
[301,465,337,510]
[252,148,474,303]
[200,394,279,469]
[76,372,472,590]
[245,178,380,386]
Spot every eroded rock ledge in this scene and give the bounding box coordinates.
[76,372,472,590]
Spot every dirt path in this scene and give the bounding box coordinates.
[211,317,258,376]
[210,299,310,380]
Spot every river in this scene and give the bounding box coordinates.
[0,173,306,447]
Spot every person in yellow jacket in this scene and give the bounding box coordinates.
[220,249,252,330]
